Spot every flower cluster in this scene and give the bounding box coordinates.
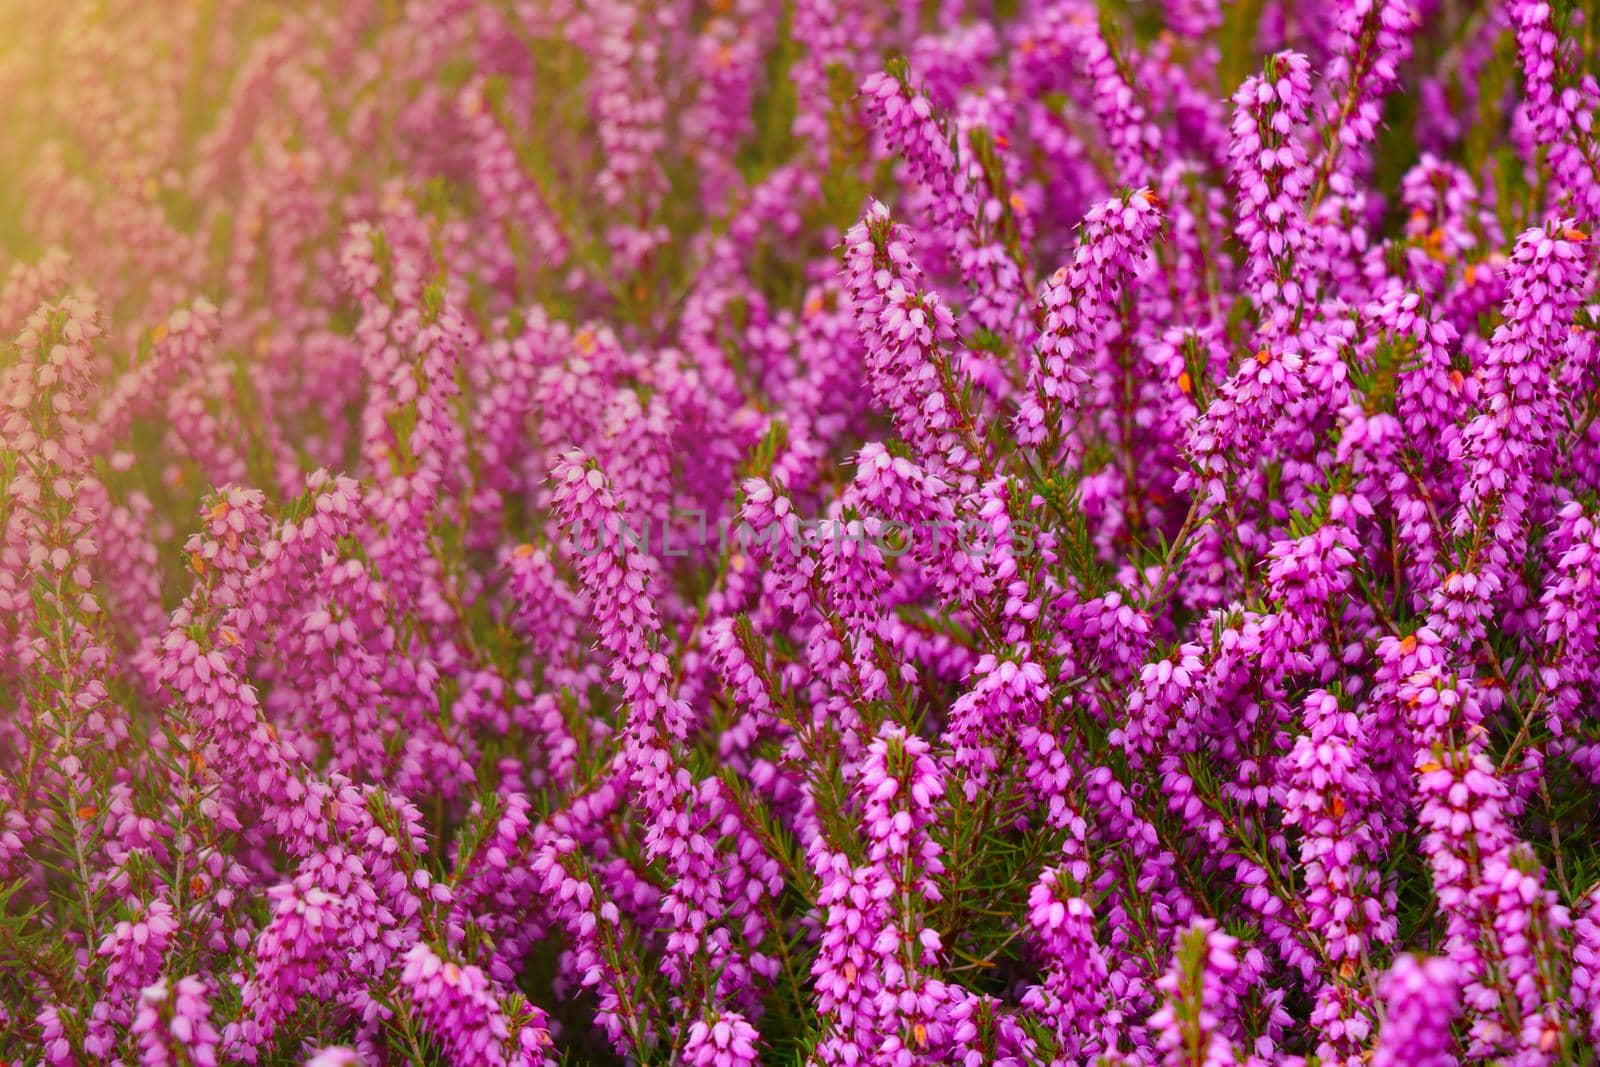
[5,0,1600,1064]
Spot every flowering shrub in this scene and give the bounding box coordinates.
[5,0,1600,1063]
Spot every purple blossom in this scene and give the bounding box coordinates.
[1371,955,1461,1067]
[5,3,1600,1063]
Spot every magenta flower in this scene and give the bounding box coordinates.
[5,2,1600,1063]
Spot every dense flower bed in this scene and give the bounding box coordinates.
[4,0,1600,1063]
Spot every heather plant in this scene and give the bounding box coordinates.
[5,0,1600,1064]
